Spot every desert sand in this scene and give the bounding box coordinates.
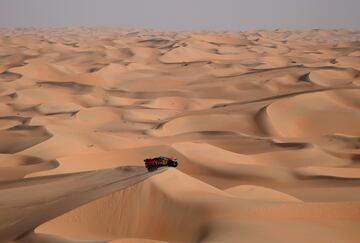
[0,28,360,242]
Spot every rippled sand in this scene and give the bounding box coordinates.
[1,28,360,243]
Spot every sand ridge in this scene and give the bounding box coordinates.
[0,28,360,242]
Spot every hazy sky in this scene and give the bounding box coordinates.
[0,0,359,31]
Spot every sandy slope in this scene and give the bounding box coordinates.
[0,28,360,242]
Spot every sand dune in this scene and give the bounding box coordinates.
[309,69,358,86]
[0,166,164,242]
[1,28,360,242]
[266,89,360,137]
[0,154,58,181]
[0,125,53,153]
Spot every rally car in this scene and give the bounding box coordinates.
[144,156,178,172]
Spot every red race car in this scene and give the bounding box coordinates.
[144,156,178,172]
